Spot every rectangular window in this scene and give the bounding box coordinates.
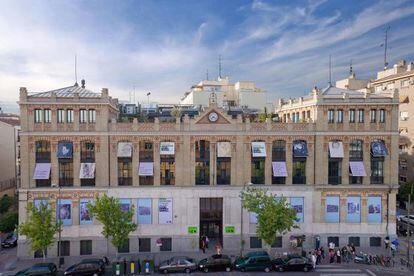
[348,237,360,247]
[139,238,151,252]
[379,109,385,123]
[66,109,74,123]
[349,109,355,123]
[358,109,364,123]
[57,109,65,123]
[160,159,175,185]
[369,237,381,247]
[328,109,334,123]
[271,236,283,248]
[44,109,52,123]
[88,109,96,123]
[160,238,172,251]
[336,109,343,123]
[371,158,384,184]
[195,162,209,185]
[59,160,73,187]
[118,158,132,186]
[80,240,92,255]
[34,109,43,123]
[217,158,231,185]
[250,237,262,249]
[327,237,339,247]
[118,239,129,253]
[79,109,87,123]
[59,241,70,257]
[370,109,376,123]
[251,158,265,184]
[328,159,342,185]
[292,159,306,184]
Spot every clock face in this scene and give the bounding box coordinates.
[208,112,218,122]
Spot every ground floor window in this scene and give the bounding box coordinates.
[160,238,172,251]
[80,240,92,255]
[327,236,339,247]
[369,237,381,247]
[271,236,283,248]
[250,237,262,249]
[118,239,130,253]
[348,237,360,247]
[59,241,70,256]
[139,238,151,252]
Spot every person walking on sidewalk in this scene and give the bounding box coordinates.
[201,237,206,254]
[205,236,209,249]
[329,249,335,263]
[320,247,325,260]
[336,249,342,263]
[311,252,317,269]
[384,236,390,249]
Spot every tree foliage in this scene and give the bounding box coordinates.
[398,181,414,203]
[88,194,137,253]
[0,211,18,232]
[0,195,13,214]
[18,202,60,260]
[240,187,298,246]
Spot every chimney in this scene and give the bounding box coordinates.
[81,79,86,88]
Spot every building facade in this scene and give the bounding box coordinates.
[18,83,399,258]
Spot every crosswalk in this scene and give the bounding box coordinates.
[316,264,377,276]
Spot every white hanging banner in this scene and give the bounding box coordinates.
[349,161,367,176]
[160,142,175,155]
[117,142,132,157]
[158,198,173,224]
[272,162,288,177]
[251,142,266,157]
[139,162,154,176]
[33,163,51,180]
[79,163,96,179]
[329,141,344,158]
[217,142,231,158]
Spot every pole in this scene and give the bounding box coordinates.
[240,182,245,257]
[57,186,62,268]
[407,183,413,263]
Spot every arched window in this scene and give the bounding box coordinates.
[35,140,51,162]
[217,141,231,185]
[251,140,266,184]
[35,140,51,187]
[58,141,74,187]
[349,139,364,184]
[117,142,133,186]
[370,140,387,184]
[292,140,307,184]
[195,140,210,185]
[139,141,154,185]
[80,141,95,186]
[272,140,286,185]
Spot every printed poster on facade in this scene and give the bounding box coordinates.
[292,141,308,157]
[117,142,133,157]
[79,163,96,179]
[34,199,48,210]
[371,141,388,157]
[329,141,344,158]
[137,198,152,224]
[139,162,154,176]
[57,142,73,158]
[272,162,288,177]
[217,142,231,158]
[158,198,173,224]
[325,196,340,223]
[160,142,175,155]
[367,196,382,223]
[346,196,361,223]
[251,142,266,157]
[349,161,367,176]
[57,199,72,226]
[290,197,304,222]
[33,163,51,180]
[79,199,93,225]
[119,199,131,212]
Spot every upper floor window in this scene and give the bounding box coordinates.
[66,109,74,123]
[81,141,95,162]
[272,140,286,161]
[349,109,355,123]
[379,109,385,123]
[35,140,51,162]
[358,109,364,123]
[328,110,334,123]
[375,86,382,92]
[401,79,410,88]
[79,109,87,123]
[370,109,376,123]
[34,109,43,123]
[336,110,343,123]
[44,109,52,123]
[57,109,65,123]
[88,109,96,123]
[349,140,363,160]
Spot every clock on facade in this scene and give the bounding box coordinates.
[208,112,218,122]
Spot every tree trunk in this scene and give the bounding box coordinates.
[42,249,46,263]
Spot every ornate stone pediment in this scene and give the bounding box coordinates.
[194,107,233,125]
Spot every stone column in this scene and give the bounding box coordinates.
[154,142,160,186]
[191,141,196,186]
[342,143,349,185]
[363,142,371,185]
[109,141,118,186]
[340,196,347,223]
[27,139,36,188]
[51,141,59,185]
[306,141,314,185]
[72,199,80,225]
[133,142,139,186]
[96,136,109,187]
[245,142,252,184]
[73,141,80,187]
[286,143,293,185]
[265,142,272,185]
[210,142,216,185]
[361,196,367,223]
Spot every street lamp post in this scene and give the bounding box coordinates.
[52,183,62,268]
[407,183,413,263]
[240,182,253,257]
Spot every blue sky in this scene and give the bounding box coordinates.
[1,0,414,112]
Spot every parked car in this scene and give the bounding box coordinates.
[198,254,232,273]
[273,255,313,272]
[15,263,57,276]
[64,259,105,275]
[158,256,197,274]
[234,253,273,272]
[1,232,18,248]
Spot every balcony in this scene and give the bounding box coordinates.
[195,176,209,185]
[217,175,230,185]
[328,176,342,185]
[139,176,153,186]
[118,177,132,186]
[35,152,51,162]
[81,179,95,187]
[251,176,265,185]
[272,176,286,185]
[161,177,175,185]
[292,176,306,184]
[59,178,73,187]
[349,176,363,184]
[370,176,384,184]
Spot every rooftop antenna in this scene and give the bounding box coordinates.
[349,59,353,76]
[74,54,78,86]
[381,26,391,70]
[133,86,136,104]
[328,54,332,86]
[218,54,222,79]
[206,69,209,80]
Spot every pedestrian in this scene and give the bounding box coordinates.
[392,238,399,251]
[346,244,352,262]
[384,236,390,249]
[341,246,348,263]
[311,252,317,269]
[316,248,322,265]
[329,241,335,250]
[201,237,206,254]
[350,243,356,256]
[390,243,396,257]
[320,247,325,259]
[329,249,335,263]
[336,249,341,263]
[205,235,209,249]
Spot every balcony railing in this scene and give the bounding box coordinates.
[81,179,95,187]
[292,176,306,184]
[251,176,265,185]
[328,176,342,185]
[139,176,153,186]
[118,177,132,186]
[371,176,384,184]
[161,177,175,185]
[349,176,363,184]
[272,176,286,185]
[195,176,209,185]
[59,178,73,187]
[217,175,230,185]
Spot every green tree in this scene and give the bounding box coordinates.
[0,195,12,214]
[88,194,137,256]
[240,187,298,246]
[0,211,18,232]
[398,181,414,203]
[18,202,60,261]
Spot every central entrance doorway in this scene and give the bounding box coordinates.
[200,198,223,250]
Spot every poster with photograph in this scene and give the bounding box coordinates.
[33,163,51,180]
[367,196,382,223]
[217,142,231,158]
[119,199,131,212]
[138,198,152,224]
[346,196,361,223]
[329,141,344,158]
[158,198,173,224]
[117,142,133,157]
[349,161,367,176]
[79,199,93,225]
[57,142,73,158]
[251,142,266,157]
[249,212,258,224]
[272,162,288,177]
[139,162,154,176]
[325,196,340,223]
[290,197,304,222]
[160,142,175,155]
[292,140,308,157]
[34,199,48,210]
[79,163,96,179]
[57,199,72,226]
[371,141,388,157]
